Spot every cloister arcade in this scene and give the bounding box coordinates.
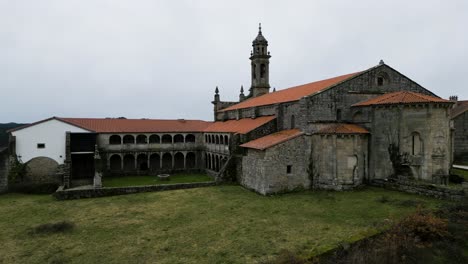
[204,153,228,172]
[107,133,197,145]
[108,151,198,173]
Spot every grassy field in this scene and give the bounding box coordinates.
[103,173,213,187]
[0,186,448,264]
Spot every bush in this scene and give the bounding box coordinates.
[28,221,75,236]
[449,174,464,184]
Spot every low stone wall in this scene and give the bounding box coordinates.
[371,179,466,201]
[53,181,217,200]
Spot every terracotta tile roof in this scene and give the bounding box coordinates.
[315,123,369,135]
[220,72,360,112]
[59,118,211,133]
[240,129,303,150]
[203,116,276,134]
[9,117,211,133]
[451,100,468,119]
[353,91,451,107]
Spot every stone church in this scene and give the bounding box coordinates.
[0,26,455,195]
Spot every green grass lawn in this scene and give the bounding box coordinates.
[0,186,448,264]
[103,173,213,187]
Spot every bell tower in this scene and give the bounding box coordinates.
[250,23,271,97]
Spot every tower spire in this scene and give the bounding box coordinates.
[250,24,271,98]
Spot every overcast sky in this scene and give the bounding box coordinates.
[1,0,467,123]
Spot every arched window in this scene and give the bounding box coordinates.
[150,153,160,170]
[211,155,215,170]
[224,135,229,145]
[149,135,160,144]
[186,152,196,169]
[352,111,363,122]
[136,135,147,144]
[220,136,224,145]
[109,155,122,171]
[290,115,295,129]
[174,152,184,169]
[185,134,195,143]
[215,135,220,144]
[162,153,172,169]
[174,134,184,143]
[137,154,148,170]
[211,135,215,144]
[253,64,257,79]
[412,132,422,155]
[336,109,342,121]
[260,64,266,78]
[123,154,135,171]
[123,135,135,144]
[162,134,172,144]
[109,135,121,145]
[376,72,390,86]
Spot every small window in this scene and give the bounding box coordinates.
[336,109,342,121]
[37,143,45,149]
[377,77,384,86]
[287,165,292,174]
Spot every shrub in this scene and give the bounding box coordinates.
[449,174,464,184]
[10,183,59,194]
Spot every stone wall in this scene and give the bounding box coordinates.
[453,111,468,164]
[0,149,8,193]
[53,181,217,200]
[241,135,311,194]
[368,104,452,181]
[299,65,435,131]
[371,179,466,201]
[311,134,368,190]
[19,156,61,185]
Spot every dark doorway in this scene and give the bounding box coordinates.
[71,154,94,179]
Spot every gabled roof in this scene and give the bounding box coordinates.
[220,63,438,113]
[240,129,303,150]
[204,116,276,134]
[9,117,211,133]
[451,100,468,119]
[220,72,360,112]
[314,124,369,135]
[60,118,211,133]
[353,91,451,107]
[7,117,94,133]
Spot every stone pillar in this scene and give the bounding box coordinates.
[93,145,102,188]
[63,132,71,188]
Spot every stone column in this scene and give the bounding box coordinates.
[93,145,102,188]
[63,132,71,188]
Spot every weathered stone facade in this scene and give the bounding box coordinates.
[364,104,452,181]
[241,135,311,194]
[310,134,368,190]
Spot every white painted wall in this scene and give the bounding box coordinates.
[11,119,90,164]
